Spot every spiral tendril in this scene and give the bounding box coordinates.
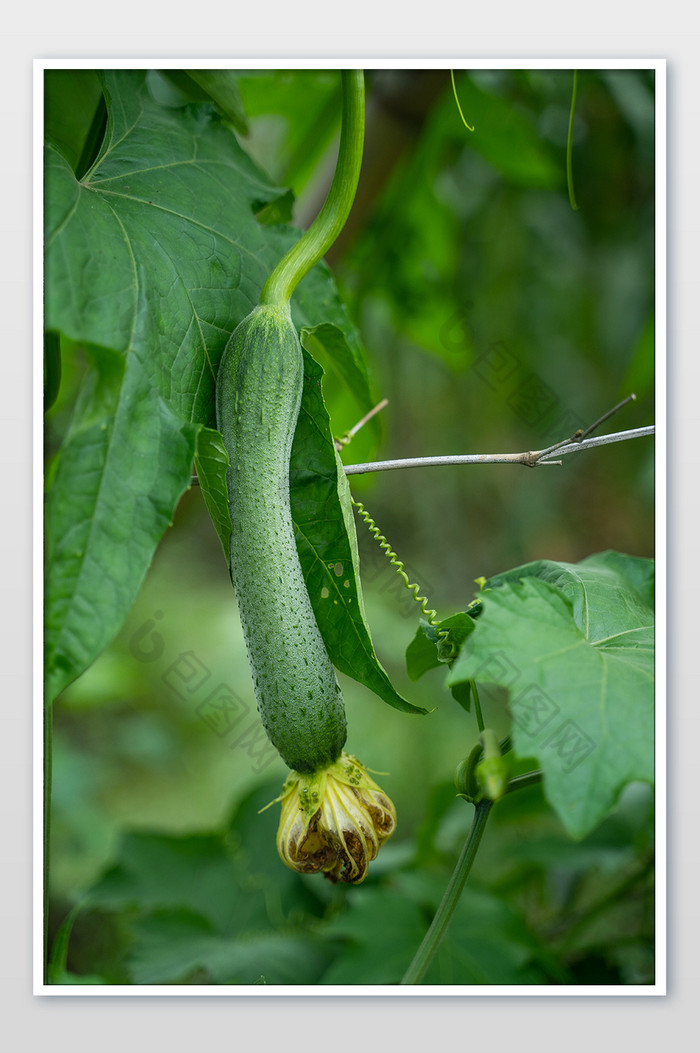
[351,498,444,631]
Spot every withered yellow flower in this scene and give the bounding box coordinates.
[272,753,396,883]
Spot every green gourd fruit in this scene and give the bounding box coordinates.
[215,302,347,773]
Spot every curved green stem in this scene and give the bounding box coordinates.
[450,69,474,132]
[400,799,493,985]
[470,679,484,733]
[505,769,543,794]
[401,762,541,985]
[260,70,365,307]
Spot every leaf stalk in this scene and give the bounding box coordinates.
[260,70,365,307]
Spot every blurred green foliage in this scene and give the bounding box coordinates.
[46,67,655,986]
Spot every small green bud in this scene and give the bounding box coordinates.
[475,755,509,800]
[454,756,472,797]
[475,729,509,800]
[454,741,483,801]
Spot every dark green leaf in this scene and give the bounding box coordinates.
[147,70,249,136]
[44,348,197,704]
[292,350,426,715]
[193,426,231,562]
[427,885,554,984]
[86,832,241,935]
[405,612,477,681]
[320,875,552,985]
[44,330,62,411]
[449,680,472,712]
[48,903,82,984]
[300,321,376,426]
[44,70,371,700]
[128,909,329,985]
[319,889,426,984]
[44,69,104,173]
[448,569,654,839]
[50,971,108,985]
[185,70,249,134]
[405,619,443,681]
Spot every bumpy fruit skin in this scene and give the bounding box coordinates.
[216,303,347,773]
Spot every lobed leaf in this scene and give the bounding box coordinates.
[405,611,477,682]
[448,555,654,839]
[291,350,426,715]
[44,70,374,702]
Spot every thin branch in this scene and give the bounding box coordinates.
[190,425,654,487]
[532,393,637,463]
[537,425,654,461]
[343,425,654,476]
[579,393,636,440]
[191,396,650,484]
[334,398,389,451]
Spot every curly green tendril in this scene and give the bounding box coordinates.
[352,499,443,630]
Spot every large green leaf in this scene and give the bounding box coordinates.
[44,69,373,702]
[292,350,424,714]
[127,909,330,985]
[183,70,249,134]
[319,890,427,984]
[447,554,654,839]
[193,426,231,560]
[300,321,376,429]
[319,876,552,985]
[44,347,197,704]
[485,551,655,639]
[79,782,333,985]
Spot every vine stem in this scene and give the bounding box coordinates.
[344,425,654,476]
[189,425,653,489]
[450,70,474,132]
[260,70,365,308]
[400,799,493,985]
[471,680,485,734]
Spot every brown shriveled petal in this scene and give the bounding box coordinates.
[292,814,340,874]
[362,793,396,842]
[275,753,397,884]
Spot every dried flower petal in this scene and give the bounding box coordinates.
[273,753,396,883]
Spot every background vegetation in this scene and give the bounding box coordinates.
[45,67,655,985]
